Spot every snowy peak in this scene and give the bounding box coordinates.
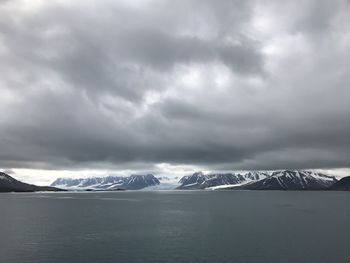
[244,171,268,181]
[51,174,160,190]
[178,172,207,187]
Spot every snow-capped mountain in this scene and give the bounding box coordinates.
[177,170,337,190]
[0,172,63,192]
[51,174,160,190]
[177,172,249,189]
[125,175,160,190]
[230,170,337,190]
[51,176,124,188]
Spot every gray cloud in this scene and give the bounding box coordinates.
[0,0,350,174]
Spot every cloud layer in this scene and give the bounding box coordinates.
[0,0,350,174]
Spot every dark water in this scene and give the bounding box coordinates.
[1,191,349,263]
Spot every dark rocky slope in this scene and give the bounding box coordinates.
[0,172,64,192]
[329,176,350,191]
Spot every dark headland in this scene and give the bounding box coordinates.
[0,172,64,193]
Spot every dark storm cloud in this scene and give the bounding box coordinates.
[0,0,350,173]
[0,0,262,101]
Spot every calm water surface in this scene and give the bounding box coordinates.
[0,191,349,263]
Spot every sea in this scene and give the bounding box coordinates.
[0,190,349,263]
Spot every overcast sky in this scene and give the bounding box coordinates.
[1,0,350,184]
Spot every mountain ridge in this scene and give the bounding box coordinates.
[224,170,337,190]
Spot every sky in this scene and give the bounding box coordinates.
[0,0,350,185]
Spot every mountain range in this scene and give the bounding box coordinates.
[1,170,349,192]
[49,170,350,191]
[177,171,269,190]
[177,170,341,190]
[51,174,160,190]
